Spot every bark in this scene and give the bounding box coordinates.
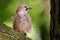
[50,0,59,40]
[0,24,32,40]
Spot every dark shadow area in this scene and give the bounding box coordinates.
[0,0,12,23]
[36,10,50,40]
[40,24,50,40]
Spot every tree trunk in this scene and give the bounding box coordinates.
[50,0,59,40]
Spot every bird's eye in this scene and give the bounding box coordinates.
[26,8,29,11]
[24,6,27,9]
[24,6,28,11]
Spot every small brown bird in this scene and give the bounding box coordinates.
[13,4,32,36]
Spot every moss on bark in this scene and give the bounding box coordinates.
[0,24,32,40]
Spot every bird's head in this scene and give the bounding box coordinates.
[16,4,32,14]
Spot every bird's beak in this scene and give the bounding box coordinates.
[29,7,32,10]
[26,7,32,11]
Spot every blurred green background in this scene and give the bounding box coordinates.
[0,0,50,40]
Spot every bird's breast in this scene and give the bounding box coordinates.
[16,13,31,32]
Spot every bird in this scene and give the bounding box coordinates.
[13,4,32,36]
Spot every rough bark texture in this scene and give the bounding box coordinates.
[0,24,32,40]
[50,0,59,40]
